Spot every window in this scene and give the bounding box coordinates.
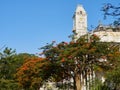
[77,12,79,15]
[80,11,82,14]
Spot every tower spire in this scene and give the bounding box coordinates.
[72,4,87,40]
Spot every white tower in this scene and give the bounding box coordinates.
[72,4,87,40]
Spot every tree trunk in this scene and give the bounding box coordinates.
[73,76,76,90]
[75,73,81,90]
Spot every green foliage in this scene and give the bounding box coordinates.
[0,79,20,90]
[0,47,36,90]
[0,47,16,79]
[90,78,110,90]
[40,35,120,90]
[104,61,120,90]
[0,47,35,80]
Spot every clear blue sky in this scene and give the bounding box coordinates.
[0,0,119,54]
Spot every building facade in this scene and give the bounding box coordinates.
[73,5,120,43]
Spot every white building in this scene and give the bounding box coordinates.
[73,4,120,43]
[93,24,120,43]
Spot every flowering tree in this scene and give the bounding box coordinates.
[15,34,120,90]
[0,47,35,89]
[40,35,120,90]
[16,57,52,90]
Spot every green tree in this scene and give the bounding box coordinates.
[0,47,35,80]
[0,47,16,79]
[101,3,120,90]
[0,47,35,90]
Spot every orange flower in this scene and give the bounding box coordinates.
[70,41,74,44]
[84,43,90,48]
[68,56,72,59]
[108,54,113,57]
[115,51,120,55]
[61,58,65,62]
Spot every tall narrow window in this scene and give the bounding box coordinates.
[80,11,82,14]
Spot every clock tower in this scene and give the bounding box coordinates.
[72,4,87,40]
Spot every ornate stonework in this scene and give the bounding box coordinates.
[93,24,120,43]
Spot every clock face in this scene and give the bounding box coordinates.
[79,17,85,21]
[80,18,83,21]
